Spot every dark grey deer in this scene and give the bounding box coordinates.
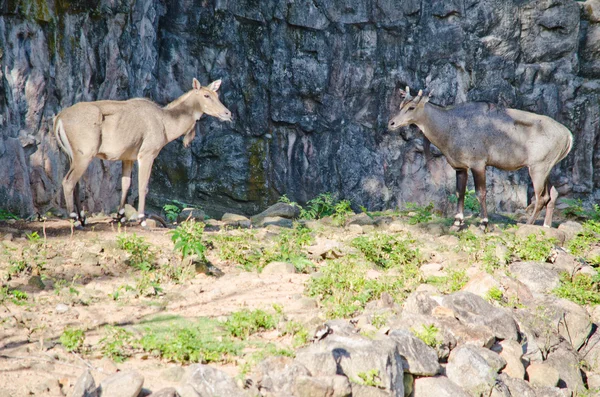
[388,87,573,229]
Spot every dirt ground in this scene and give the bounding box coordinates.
[0,216,315,397]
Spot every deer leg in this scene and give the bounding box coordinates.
[62,156,92,227]
[454,169,468,226]
[527,166,552,226]
[543,186,559,228]
[472,167,488,230]
[117,160,134,223]
[136,155,156,227]
[73,181,87,225]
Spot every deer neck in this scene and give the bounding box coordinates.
[415,103,450,151]
[163,92,203,143]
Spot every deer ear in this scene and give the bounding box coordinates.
[193,78,202,90]
[207,79,222,92]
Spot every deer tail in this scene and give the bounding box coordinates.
[54,117,73,164]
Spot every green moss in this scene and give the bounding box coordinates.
[247,139,268,204]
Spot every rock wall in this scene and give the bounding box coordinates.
[1,0,599,217]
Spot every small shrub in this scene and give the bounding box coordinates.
[332,199,353,226]
[354,369,382,388]
[300,193,336,220]
[412,324,442,348]
[486,287,504,303]
[282,321,310,347]
[170,220,207,261]
[351,233,422,270]
[117,233,155,270]
[426,268,468,294]
[60,327,85,352]
[403,202,434,224]
[509,233,556,262]
[0,209,19,221]
[224,309,278,339]
[163,203,181,223]
[99,326,134,363]
[448,189,480,213]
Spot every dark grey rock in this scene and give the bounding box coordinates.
[177,208,207,223]
[0,1,598,220]
[251,202,300,225]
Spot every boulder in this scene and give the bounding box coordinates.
[253,356,311,395]
[446,345,500,396]
[544,343,586,393]
[497,374,536,397]
[96,371,144,397]
[441,291,519,340]
[262,261,296,274]
[71,370,97,397]
[295,333,404,396]
[557,221,584,242]
[251,202,300,225]
[177,208,206,223]
[493,340,525,379]
[221,213,251,228]
[508,262,560,296]
[526,363,560,388]
[388,329,441,376]
[293,375,352,397]
[180,364,248,397]
[147,388,178,397]
[515,225,566,246]
[402,291,440,316]
[347,213,375,226]
[259,216,294,228]
[461,271,501,299]
[413,376,471,397]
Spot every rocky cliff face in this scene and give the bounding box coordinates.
[1,0,599,217]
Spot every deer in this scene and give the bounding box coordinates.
[387,87,573,230]
[54,78,232,227]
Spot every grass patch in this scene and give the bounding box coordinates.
[412,324,442,348]
[99,326,134,363]
[402,202,434,225]
[351,232,422,270]
[60,327,85,353]
[553,273,600,306]
[224,309,278,339]
[305,257,413,318]
[426,268,468,294]
[117,233,155,271]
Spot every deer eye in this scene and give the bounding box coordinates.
[408,106,416,111]
[204,94,210,98]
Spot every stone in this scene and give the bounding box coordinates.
[497,374,535,397]
[55,303,69,314]
[441,291,519,340]
[28,275,45,290]
[526,363,560,388]
[96,371,144,397]
[221,213,251,228]
[147,388,178,397]
[388,330,441,376]
[161,366,186,383]
[508,262,560,296]
[493,340,525,379]
[544,343,586,393]
[295,333,404,396]
[446,345,500,396]
[253,356,311,395]
[293,375,351,397]
[402,291,440,316]
[71,370,97,397]
[403,373,413,397]
[350,384,390,396]
[123,204,138,222]
[413,376,471,397]
[262,261,296,274]
[251,202,299,225]
[347,213,376,226]
[558,221,584,242]
[419,263,444,279]
[533,387,569,397]
[181,364,247,397]
[461,271,501,299]
[307,238,343,259]
[177,208,207,223]
[260,216,293,228]
[544,298,592,350]
[515,224,566,246]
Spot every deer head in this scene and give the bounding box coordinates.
[192,78,232,122]
[388,86,433,131]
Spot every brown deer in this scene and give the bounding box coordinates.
[388,87,573,229]
[54,78,232,227]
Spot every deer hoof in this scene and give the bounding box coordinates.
[141,220,147,228]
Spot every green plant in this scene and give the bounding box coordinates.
[300,193,336,220]
[449,190,479,213]
[170,220,207,261]
[99,326,134,363]
[134,271,163,297]
[486,287,504,303]
[354,369,382,388]
[0,287,29,305]
[332,199,353,226]
[163,203,182,223]
[224,309,278,339]
[117,233,155,270]
[412,324,442,348]
[278,195,301,209]
[370,312,391,329]
[567,221,600,259]
[0,209,19,221]
[553,273,600,306]
[403,202,434,224]
[60,327,85,352]
[351,232,422,270]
